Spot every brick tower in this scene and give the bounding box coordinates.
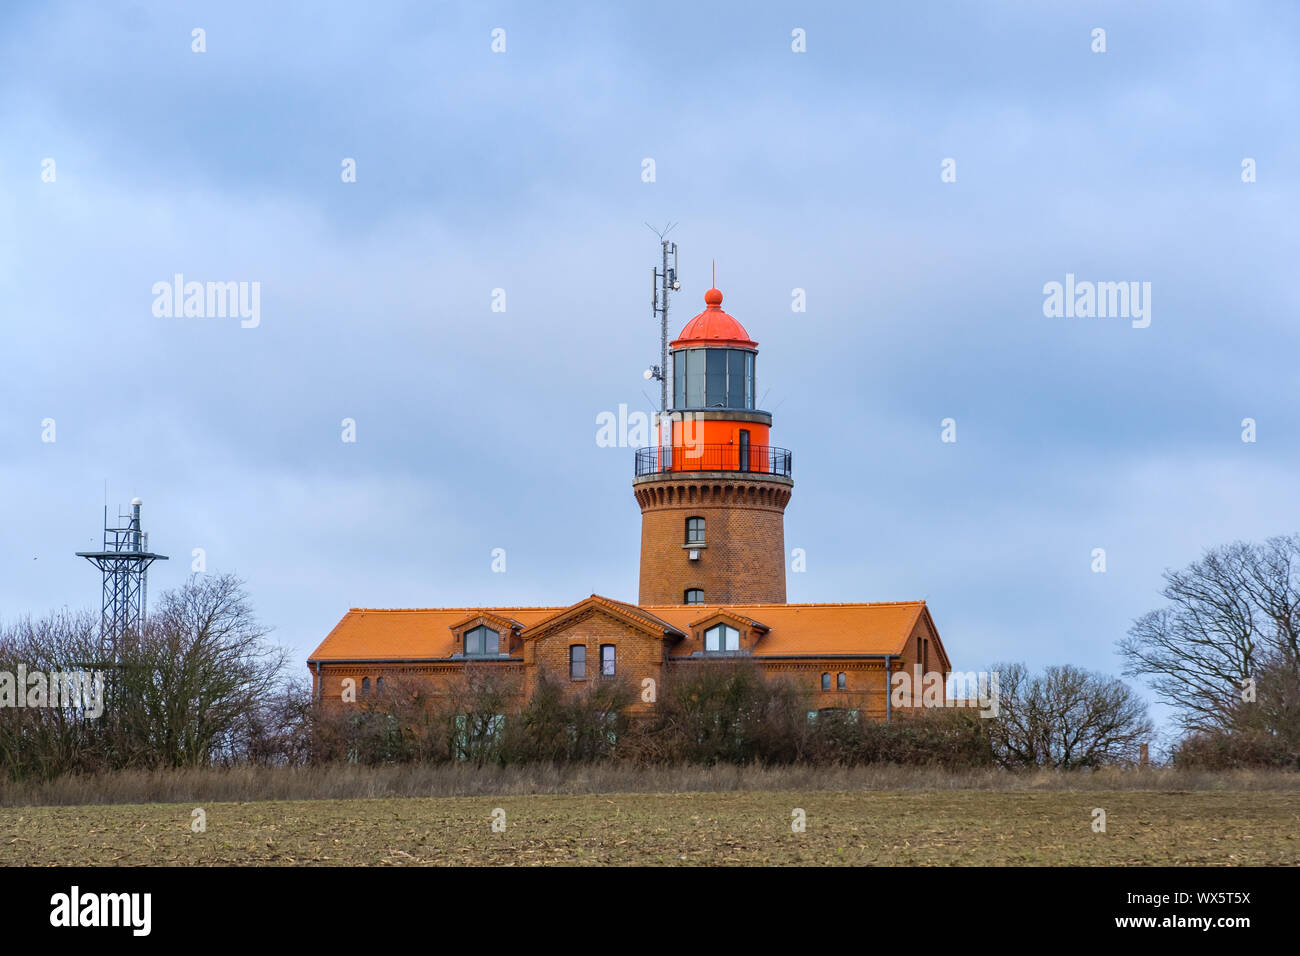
[633,284,793,605]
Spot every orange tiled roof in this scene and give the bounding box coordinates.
[308,597,934,663]
[309,606,565,661]
[647,602,927,657]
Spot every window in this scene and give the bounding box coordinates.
[821,672,831,691]
[361,676,371,696]
[727,350,746,408]
[684,588,704,604]
[570,645,586,680]
[684,348,705,407]
[672,348,756,410]
[704,624,740,653]
[601,644,616,677]
[376,676,385,692]
[453,713,505,762]
[464,625,500,657]
[686,516,705,544]
[705,349,728,407]
[837,672,846,691]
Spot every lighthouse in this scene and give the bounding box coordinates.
[312,267,953,723]
[633,284,794,605]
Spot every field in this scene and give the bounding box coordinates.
[3,787,1299,865]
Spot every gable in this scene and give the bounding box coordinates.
[519,594,682,644]
[908,606,952,672]
[520,602,671,680]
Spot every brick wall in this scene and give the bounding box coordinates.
[524,609,666,715]
[751,660,893,720]
[634,475,791,604]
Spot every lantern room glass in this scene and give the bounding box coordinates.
[673,348,755,410]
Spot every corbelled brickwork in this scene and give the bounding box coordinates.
[634,474,792,605]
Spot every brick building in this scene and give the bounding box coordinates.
[309,283,951,719]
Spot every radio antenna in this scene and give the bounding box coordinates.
[643,223,680,416]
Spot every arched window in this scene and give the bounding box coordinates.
[600,644,616,677]
[704,624,739,653]
[686,516,705,544]
[376,676,386,692]
[821,672,830,691]
[837,672,846,691]
[361,676,371,696]
[569,645,586,680]
[464,625,500,657]
[684,588,704,604]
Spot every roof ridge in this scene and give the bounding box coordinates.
[639,600,927,609]
[350,605,569,613]
[346,601,928,613]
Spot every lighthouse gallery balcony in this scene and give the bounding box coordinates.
[634,444,793,478]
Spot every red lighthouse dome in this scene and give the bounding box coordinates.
[670,287,758,349]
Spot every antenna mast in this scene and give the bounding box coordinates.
[645,222,679,414]
[76,497,169,660]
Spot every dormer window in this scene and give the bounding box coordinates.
[464,625,500,657]
[704,623,740,653]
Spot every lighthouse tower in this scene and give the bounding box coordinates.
[633,284,793,605]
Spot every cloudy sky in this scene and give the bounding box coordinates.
[2,1,1297,737]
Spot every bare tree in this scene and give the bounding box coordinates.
[0,610,104,779]
[988,663,1152,769]
[1119,535,1300,733]
[116,574,287,768]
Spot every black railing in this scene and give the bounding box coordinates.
[634,444,793,478]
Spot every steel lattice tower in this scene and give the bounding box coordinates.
[76,498,168,649]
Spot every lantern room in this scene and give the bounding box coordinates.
[636,285,791,478]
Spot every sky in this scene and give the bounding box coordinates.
[2,1,1297,742]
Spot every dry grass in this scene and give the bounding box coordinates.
[2,789,1298,865]
[2,763,1298,808]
